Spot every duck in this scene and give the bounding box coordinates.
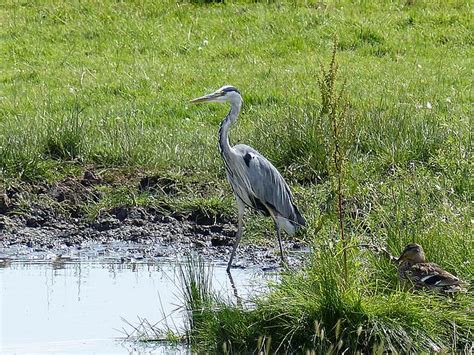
[397,243,465,293]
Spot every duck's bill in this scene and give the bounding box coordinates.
[190,91,222,103]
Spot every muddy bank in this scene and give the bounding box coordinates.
[0,172,306,268]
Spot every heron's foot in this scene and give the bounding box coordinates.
[226,258,246,271]
[227,263,245,271]
[279,256,289,269]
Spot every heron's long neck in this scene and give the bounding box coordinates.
[218,100,241,158]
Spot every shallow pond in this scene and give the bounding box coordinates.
[0,256,271,353]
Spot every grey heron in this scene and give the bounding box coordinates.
[190,85,306,271]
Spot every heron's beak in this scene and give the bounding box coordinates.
[190,91,223,104]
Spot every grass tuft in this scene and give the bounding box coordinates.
[43,104,86,160]
[178,250,472,353]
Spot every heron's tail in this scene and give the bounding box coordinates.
[276,204,306,236]
[293,204,306,228]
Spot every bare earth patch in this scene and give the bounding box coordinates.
[0,173,305,268]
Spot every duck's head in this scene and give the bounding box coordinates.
[398,243,426,264]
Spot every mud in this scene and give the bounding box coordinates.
[0,172,306,268]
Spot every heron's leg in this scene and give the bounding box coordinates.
[226,270,242,307]
[227,204,245,272]
[275,221,285,263]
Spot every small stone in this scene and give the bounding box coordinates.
[92,217,120,231]
[81,171,102,185]
[0,194,11,214]
[211,236,231,247]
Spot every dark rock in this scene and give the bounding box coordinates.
[131,219,145,227]
[81,170,102,186]
[92,217,121,231]
[173,214,184,222]
[188,210,214,225]
[192,225,210,236]
[0,215,12,230]
[49,186,67,202]
[69,208,83,219]
[128,208,147,221]
[125,235,140,242]
[292,242,303,249]
[6,186,20,199]
[110,206,128,221]
[26,215,45,227]
[153,215,167,223]
[211,236,232,247]
[0,194,11,214]
[139,176,178,195]
[193,239,207,248]
[209,225,224,233]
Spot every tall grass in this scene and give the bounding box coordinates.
[178,251,472,353]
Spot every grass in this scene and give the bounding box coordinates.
[178,251,472,353]
[1,0,473,352]
[1,1,471,183]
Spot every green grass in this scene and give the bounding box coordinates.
[179,251,472,353]
[1,0,473,352]
[1,1,471,182]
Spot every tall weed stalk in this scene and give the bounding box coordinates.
[318,39,356,281]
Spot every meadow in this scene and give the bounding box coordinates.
[1,0,473,352]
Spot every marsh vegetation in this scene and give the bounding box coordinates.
[2,0,472,353]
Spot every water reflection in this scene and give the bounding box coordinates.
[0,258,11,269]
[227,270,243,307]
[0,260,270,353]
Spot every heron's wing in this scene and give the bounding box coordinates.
[233,145,305,227]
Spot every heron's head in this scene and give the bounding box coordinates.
[190,85,242,105]
[397,243,426,264]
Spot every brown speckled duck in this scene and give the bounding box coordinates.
[397,243,465,294]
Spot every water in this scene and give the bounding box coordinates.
[0,258,269,354]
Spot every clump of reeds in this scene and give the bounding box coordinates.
[177,251,472,353]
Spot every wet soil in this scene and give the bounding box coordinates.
[0,172,305,268]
